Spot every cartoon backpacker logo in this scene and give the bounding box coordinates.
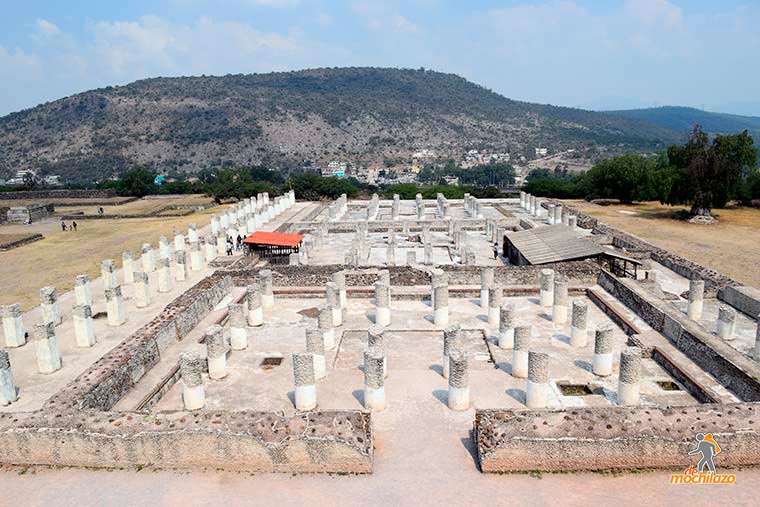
[670,433,736,484]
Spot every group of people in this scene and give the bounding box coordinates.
[225,234,244,256]
[61,220,78,232]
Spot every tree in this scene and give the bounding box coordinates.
[661,126,757,215]
[119,168,156,197]
[585,154,654,203]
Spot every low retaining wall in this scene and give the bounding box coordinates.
[475,404,760,472]
[719,286,760,319]
[226,261,601,288]
[0,189,117,200]
[0,410,372,473]
[598,270,760,401]
[0,233,43,251]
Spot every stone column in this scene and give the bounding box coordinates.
[326,282,343,326]
[568,215,577,229]
[258,269,274,310]
[498,302,515,349]
[180,351,205,410]
[105,286,126,326]
[157,257,173,293]
[423,242,434,265]
[717,305,736,340]
[189,241,203,271]
[72,304,96,347]
[570,300,588,347]
[74,274,93,306]
[175,251,188,282]
[520,191,526,209]
[539,269,555,307]
[512,325,531,378]
[364,347,385,411]
[561,207,570,226]
[34,322,61,374]
[227,303,248,350]
[205,324,228,380]
[687,279,705,320]
[480,267,495,309]
[134,271,150,308]
[618,346,642,405]
[159,236,171,260]
[174,233,186,252]
[205,234,217,260]
[447,349,469,410]
[332,271,347,309]
[1,304,26,348]
[367,324,386,374]
[553,205,562,226]
[122,252,136,284]
[141,244,155,273]
[552,277,569,324]
[101,259,118,290]
[245,284,264,327]
[442,324,462,379]
[40,286,61,326]
[317,304,335,350]
[0,351,18,405]
[488,287,503,327]
[386,243,396,266]
[546,204,556,225]
[593,325,614,376]
[216,231,226,255]
[211,214,220,235]
[306,327,326,380]
[526,351,549,409]
[755,314,760,361]
[186,223,198,243]
[406,250,416,266]
[433,278,450,327]
[293,352,317,410]
[374,282,391,327]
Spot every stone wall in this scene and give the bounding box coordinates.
[0,410,372,473]
[598,270,760,401]
[0,189,117,200]
[718,286,760,319]
[0,233,44,251]
[475,404,760,472]
[226,260,601,288]
[6,204,51,223]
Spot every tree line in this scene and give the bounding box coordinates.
[522,126,759,215]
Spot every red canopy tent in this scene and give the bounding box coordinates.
[243,231,304,264]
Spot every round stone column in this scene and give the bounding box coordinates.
[306,327,326,380]
[570,300,588,347]
[205,324,228,380]
[442,324,462,379]
[293,352,317,411]
[228,303,248,350]
[539,269,555,307]
[447,349,470,411]
[552,277,569,325]
[717,305,736,340]
[617,347,642,405]
[687,279,705,320]
[364,347,386,411]
[180,351,205,411]
[498,302,515,349]
[593,325,614,376]
[480,267,494,309]
[526,351,549,409]
[488,287,503,327]
[512,325,531,378]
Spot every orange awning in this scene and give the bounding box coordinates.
[243,231,304,248]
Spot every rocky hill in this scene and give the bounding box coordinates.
[0,67,682,181]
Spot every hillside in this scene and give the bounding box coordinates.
[0,67,683,181]
[605,106,760,141]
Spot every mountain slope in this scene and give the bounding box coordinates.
[0,68,682,181]
[605,106,760,140]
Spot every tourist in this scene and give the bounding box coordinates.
[61,221,67,232]
[72,221,78,231]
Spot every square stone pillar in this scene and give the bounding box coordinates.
[122,252,136,284]
[1,304,26,348]
[175,251,188,282]
[157,257,173,293]
[174,234,186,252]
[74,274,93,306]
[34,322,62,374]
[189,242,203,271]
[72,304,96,347]
[159,236,172,259]
[105,286,126,326]
[40,286,62,326]
[141,244,155,273]
[101,259,118,290]
[134,271,150,308]
[0,350,18,405]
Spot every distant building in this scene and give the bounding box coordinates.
[44,175,62,186]
[6,169,36,186]
[321,161,346,178]
[535,148,548,157]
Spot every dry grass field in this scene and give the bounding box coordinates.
[53,195,213,216]
[0,204,217,310]
[566,200,760,287]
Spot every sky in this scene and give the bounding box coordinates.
[1,0,759,117]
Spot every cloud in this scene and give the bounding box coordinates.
[35,19,61,37]
[91,15,301,77]
[351,2,421,33]
[624,0,683,28]
[248,0,300,6]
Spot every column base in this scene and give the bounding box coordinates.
[182,384,205,410]
[570,326,587,347]
[230,327,248,350]
[247,307,264,327]
[512,350,528,378]
[208,355,227,380]
[618,381,640,406]
[314,354,326,380]
[526,380,548,409]
[498,328,515,349]
[434,307,449,327]
[364,385,385,411]
[376,307,391,327]
[295,384,317,411]
[262,295,275,310]
[593,352,613,376]
[448,386,470,410]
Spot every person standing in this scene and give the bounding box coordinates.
[72,221,78,231]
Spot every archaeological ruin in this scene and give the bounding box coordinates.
[2,189,760,475]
